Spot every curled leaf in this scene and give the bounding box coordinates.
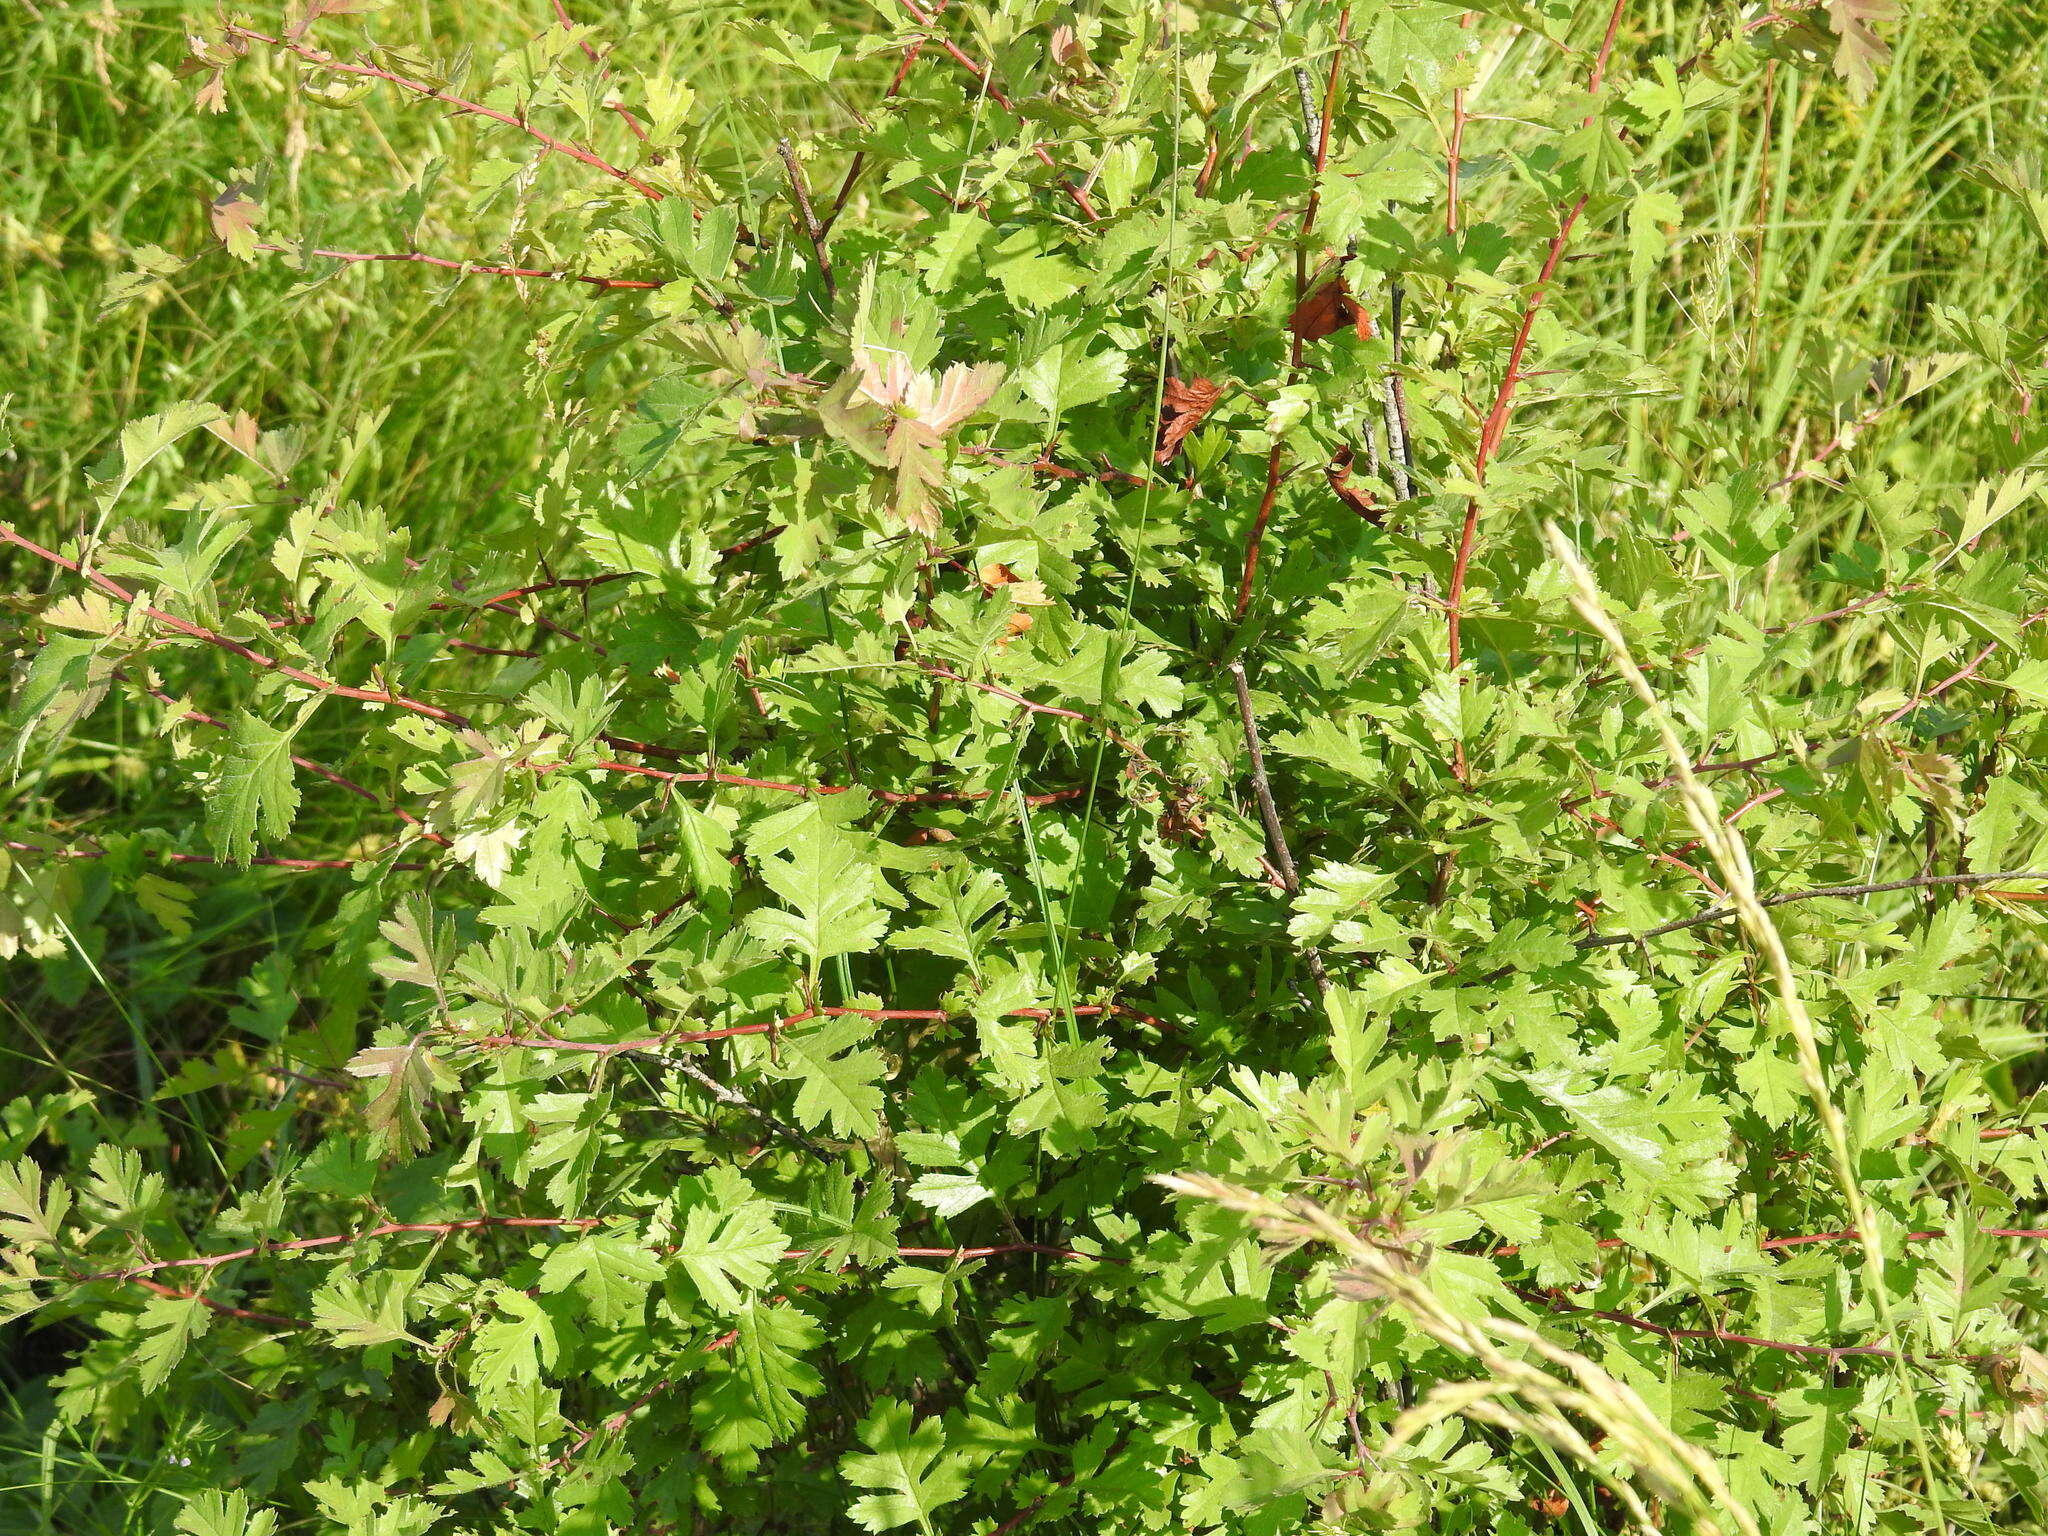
[1154,376,1224,464]
[1288,277,1375,344]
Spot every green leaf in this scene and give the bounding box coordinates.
[840,1400,970,1533]
[0,1157,72,1248]
[344,1038,454,1156]
[1014,341,1128,421]
[468,1287,559,1402]
[206,707,308,865]
[540,1230,664,1327]
[672,1198,788,1313]
[136,1293,212,1392]
[1824,0,1895,102]
[176,1490,278,1536]
[743,819,892,970]
[774,1013,886,1138]
[311,1271,421,1348]
[86,401,224,517]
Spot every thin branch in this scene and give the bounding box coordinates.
[2,522,474,729]
[129,1275,307,1330]
[258,242,665,290]
[10,530,1083,812]
[586,756,1085,807]
[5,839,425,873]
[1235,7,1351,621]
[133,681,449,846]
[1576,871,2048,950]
[90,1216,607,1281]
[664,1054,838,1162]
[890,0,1101,221]
[823,11,936,234]
[1234,447,1292,621]
[915,662,1091,721]
[1230,661,1328,993]
[467,1001,1171,1063]
[1520,1289,1997,1367]
[1446,0,1628,678]
[1382,284,1414,502]
[1770,397,1888,490]
[224,25,663,199]
[1879,608,2048,726]
[87,1218,1101,1285]
[777,139,837,304]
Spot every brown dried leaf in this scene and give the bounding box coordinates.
[1288,277,1375,344]
[1325,445,1379,521]
[1154,376,1224,464]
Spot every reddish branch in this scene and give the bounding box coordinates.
[1880,608,2048,727]
[1770,398,1889,490]
[472,571,637,608]
[1493,1218,2048,1262]
[468,1000,1171,1059]
[891,0,1101,221]
[129,1275,306,1330]
[1447,12,1474,235]
[1445,0,1628,684]
[134,683,449,846]
[1576,869,2048,949]
[1520,1289,1993,1366]
[257,242,666,290]
[590,757,1085,807]
[958,443,1147,486]
[1234,6,1351,621]
[9,528,1075,811]
[824,8,940,233]
[89,1215,1104,1286]
[917,662,1092,721]
[6,839,424,873]
[224,26,664,200]
[1,522,474,729]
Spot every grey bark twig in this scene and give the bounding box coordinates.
[663,1052,840,1163]
[778,139,837,304]
[1230,661,1328,994]
[1382,284,1414,501]
[1577,870,2048,949]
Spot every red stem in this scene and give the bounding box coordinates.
[2,522,474,730]
[258,242,665,290]
[1445,0,1627,681]
[1234,7,1350,622]
[225,26,663,200]
[890,0,1100,221]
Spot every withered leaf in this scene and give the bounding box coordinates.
[1288,277,1375,344]
[1325,445,1379,521]
[1154,376,1225,464]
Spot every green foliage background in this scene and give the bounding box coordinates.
[6,1,2048,1532]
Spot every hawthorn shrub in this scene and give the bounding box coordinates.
[7,1,2048,1533]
